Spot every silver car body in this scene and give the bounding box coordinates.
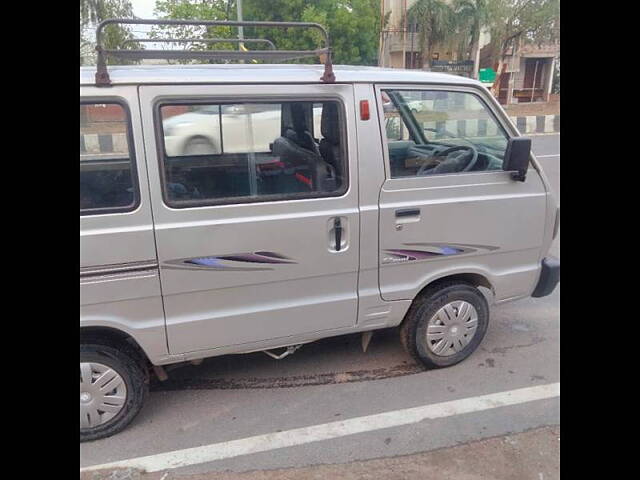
[80,64,558,366]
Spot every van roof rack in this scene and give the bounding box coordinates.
[95,19,335,87]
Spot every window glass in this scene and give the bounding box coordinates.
[382,90,509,178]
[159,101,346,206]
[80,102,137,213]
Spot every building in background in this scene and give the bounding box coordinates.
[480,40,559,105]
[378,0,559,105]
[378,0,491,77]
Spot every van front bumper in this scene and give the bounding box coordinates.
[532,257,560,297]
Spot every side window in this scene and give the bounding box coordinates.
[80,102,138,214]
[382,89,509,178]
[159,100,346,207]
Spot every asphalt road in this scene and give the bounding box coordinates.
[81,134,560,476]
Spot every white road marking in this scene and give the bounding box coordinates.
[526,132,559,137]
[536,154,560,158]
[81,382,560,474]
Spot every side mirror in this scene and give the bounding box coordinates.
[503,137,531,181]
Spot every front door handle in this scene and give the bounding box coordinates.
[395,208,420,218]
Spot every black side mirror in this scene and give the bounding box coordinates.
[503,137,531,181]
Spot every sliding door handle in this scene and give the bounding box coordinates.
[334,217,343,251]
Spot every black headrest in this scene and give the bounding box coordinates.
[321,103,340,145]
[290,103,309,136]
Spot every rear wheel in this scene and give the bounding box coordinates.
[400,282,489,369]
[80,344,148,442]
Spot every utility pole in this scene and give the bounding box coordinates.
[402,0,407,69]
[237,0,244,56]
[379,0,385,67]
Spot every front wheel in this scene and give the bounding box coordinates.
[400,283,489,369]
[80,344,148,442]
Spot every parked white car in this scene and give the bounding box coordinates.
[407,100,426,112]
[163,104,323,156]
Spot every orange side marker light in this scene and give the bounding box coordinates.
[360,100,370,121]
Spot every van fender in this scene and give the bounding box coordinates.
[406,264,496,302]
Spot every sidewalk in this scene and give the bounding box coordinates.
[503,95,560,117]
[83,425,560,480]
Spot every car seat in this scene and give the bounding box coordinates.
[272,103,336,191]
[319,102,342,184]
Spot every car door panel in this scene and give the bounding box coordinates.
[139,84,359,354]
[375,84,549,303]
[80,86,168,363]
[379,172,547,301]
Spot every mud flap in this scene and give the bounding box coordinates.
[362,331,374,352]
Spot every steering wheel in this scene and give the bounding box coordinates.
[417,145,479,176]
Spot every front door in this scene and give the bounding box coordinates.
[139,84,359,355]
[376,85,548,303]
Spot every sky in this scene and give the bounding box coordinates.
[127,0,159,49]
[130,0,158,19]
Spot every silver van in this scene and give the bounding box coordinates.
[80,19,559,441]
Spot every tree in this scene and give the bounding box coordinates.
[153,0,382,66]
[453,0,488,78]
[149,0,237,62]
[484,0,560,94]
[246,0,381,65]
[80,0,140,66]
[407,0,455,69]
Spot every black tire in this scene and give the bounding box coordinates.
[400,282,489,369]
[80,343,148,442]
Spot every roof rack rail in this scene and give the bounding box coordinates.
[95,19,335,87]
[122,38,277,50]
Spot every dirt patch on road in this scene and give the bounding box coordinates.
[151,362,425,391]
[83,426,560,480]
[150,330,426,391]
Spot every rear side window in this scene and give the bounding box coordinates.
[158,100,346,207]
[80,102,138,214]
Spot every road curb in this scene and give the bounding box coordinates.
[80,132,127,155]
[510,114,560,135]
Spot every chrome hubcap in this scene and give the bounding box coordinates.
[426,301,479,357]
[80,362,127,429]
